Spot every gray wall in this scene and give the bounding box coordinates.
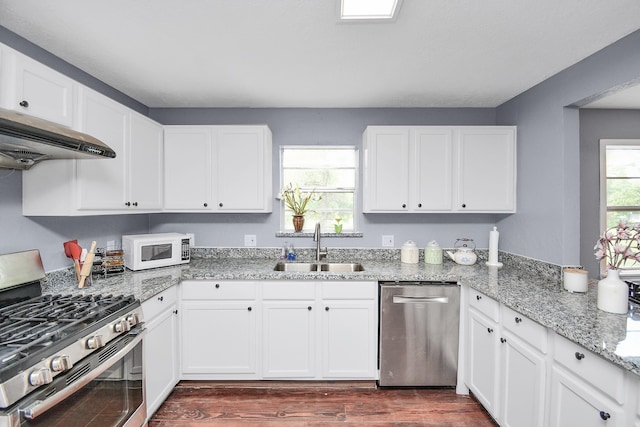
[579,109,640,277]
[496,30,640,266]
[148,108,504,251]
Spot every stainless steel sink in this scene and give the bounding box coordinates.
[273,262,364,272]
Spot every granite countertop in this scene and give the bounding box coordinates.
[42,252,640,377]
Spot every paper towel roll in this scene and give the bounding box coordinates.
[486,226,503,267]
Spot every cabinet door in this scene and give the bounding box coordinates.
[548,366,624,427]
[11,53,74,127]
[129,113,163,210]
[214,126,270,211]
[321,300,377,379]
[363,127,410,212]
[76,88,128,210]
[457,127,516,212]
[467,308,500,418]
[144,305,179,418]
[164,127,212,210]
[262,301,316,378]
[413,127,454,211]
[500,331,546,427]
[181,301,257,375]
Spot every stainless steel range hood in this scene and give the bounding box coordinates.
[0,107,116,170]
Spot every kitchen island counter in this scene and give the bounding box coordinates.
[42,254,640,377]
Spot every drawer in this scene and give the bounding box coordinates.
[262,281,316,300]
[142,285,178,321]
[468,288,499,322]
[322,281,377,300]
[501,305,547,353]
[181,280,257,300]
[553,333,625,404]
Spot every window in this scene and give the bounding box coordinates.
[280,146,358,232]
[600,139,640,273]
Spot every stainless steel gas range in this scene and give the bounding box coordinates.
[0,250,146,427]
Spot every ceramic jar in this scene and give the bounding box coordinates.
[597,269,629,314]
[424,240,443,265]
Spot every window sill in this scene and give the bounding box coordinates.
[276,232,363,238]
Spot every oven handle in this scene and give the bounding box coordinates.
[20,328,146,421]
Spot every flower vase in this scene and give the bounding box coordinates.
[292,215,304,232]
[597,269,629,314]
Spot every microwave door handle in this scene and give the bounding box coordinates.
[19,330,146,420]
[392,296,449,304]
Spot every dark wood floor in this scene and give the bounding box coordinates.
[149,381,497,426]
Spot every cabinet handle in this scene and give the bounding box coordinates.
[173,309,178,315]
[219,202,223,207]
[308,306,313,311]
[132,202,138,207]
[487,328,493,333]
[204,203,208,207]
[599,411,610,420]
[500,337,507,343]
[476,295,482,300]
[325,307,330,311]
[575,352,585,360]
[157,296,164,302]
[215,283,220,289]
[515,317,522,323]
[125,202,131,207]
[418,203,422,208]
[402,204,406,208]
[248,307,252,311]
[19,100,29,108]
[462,203,466,208]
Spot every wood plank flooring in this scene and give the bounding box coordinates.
[149,381,497,426]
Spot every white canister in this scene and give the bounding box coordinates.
[401,241,419,264]
[563,268,588,293]
[424,240,443,265]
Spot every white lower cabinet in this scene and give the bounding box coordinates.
[142,286,179,420]
[179,280,378,381]
[466,289,548,427]
[180,281,258,379]
[548,333,626,426]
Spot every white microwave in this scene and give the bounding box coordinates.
[122,233,191,271]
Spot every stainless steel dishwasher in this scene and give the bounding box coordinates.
[378,281,460,387]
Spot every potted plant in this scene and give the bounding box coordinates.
[280,183,320,232]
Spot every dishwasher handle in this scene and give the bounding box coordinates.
[393,295,449,304]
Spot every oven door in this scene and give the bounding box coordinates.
[1,328,147,427]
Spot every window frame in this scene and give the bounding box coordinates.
[599,139,640,277]
[279,145,359,233]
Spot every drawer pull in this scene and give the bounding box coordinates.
[476,295,482,300]
[575,352,585,360]
[19,100,29,108]
[515,317,522,323]
[173,309,178,315]
[157,296,164,302]
[487,328,494,333]
[599,411,610,420]
[500,337,507,343]
[215,283,220,289]
[248,307,252,311]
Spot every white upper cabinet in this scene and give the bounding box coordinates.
[1,46,74,127]
[363,126,516,213]
[128,112,163,210]
[164,125,272,213]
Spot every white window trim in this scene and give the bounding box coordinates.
[599,138,640,278]
[279,145,359,233]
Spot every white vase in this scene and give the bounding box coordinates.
[597,269,629,314]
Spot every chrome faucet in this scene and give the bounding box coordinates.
[313,222,328,262]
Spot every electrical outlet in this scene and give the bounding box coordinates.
[244,234,257,247]
[382,235,394,247]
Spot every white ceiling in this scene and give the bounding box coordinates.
[1,0,640,109]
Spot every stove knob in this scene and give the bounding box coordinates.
[86,335,105,349]
[113,320,131,333]
[126,313,140,327]
[50,355,73,372]
[29,368,53,387]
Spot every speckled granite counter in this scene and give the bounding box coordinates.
[41,249,640,378]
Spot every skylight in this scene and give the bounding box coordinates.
[340,0,401,20]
